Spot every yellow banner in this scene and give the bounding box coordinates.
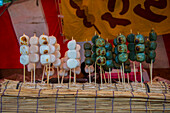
[61,0,170,41]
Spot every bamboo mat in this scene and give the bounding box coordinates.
[0,80,170,113]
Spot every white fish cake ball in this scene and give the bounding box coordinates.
[49,45,55,54]
[89,65,94,73]
[54,51,61,58]
[20,34,29,45]
[39,34,49,45]
[49,36,57,45]
[20,45,29,55]
[76,44,81,51]
[67,59,78,69]
[59,70,68,77]
[30,36,39,45]
[53,58,61,67]
[63,62,69,71]
[50,54,56,63]
[63,57,68,63]
[40,54,50,65]
[67,50,77,59]
[72,67,81,74]
[76,52,80,59]
[45,68,54,76]
[55,43,60,51]
[40,45,50,54]
[30,45,39,54]
[85,65,89,73]
[67,40,76,50]
[20,54,29,65]
[27,63,34,72]
[30,54,39,63]
[76,59,81,67]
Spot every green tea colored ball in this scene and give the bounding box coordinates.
[149,41,157,50]
[84,50,92,57]
[96,47,106,56]
[128,43,135,51]
[106,51,113,60]
[127,33,135,43]
[105,42,112,51]
[136,53,145,62]
[92,35,99,44]
[84,42,91,50]
[85,58,94,65]
[118,53,128,63]
[149,29,157,41]
[129,52,136,61]
[113,38,118,46]
[96,56,106,66]
[148,50,156,59]
[135,44,145,53]
[117,34,126,44]
[92,45,97,52]
[118,44,127,53]
[146,55,155,64]
[134,34,144,44]
[95,38,105,47]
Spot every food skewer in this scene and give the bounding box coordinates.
[31,70,33,83]
[61,70,65,84]
[103,70,106,83]
[127,73,129,84]
[74,68,76,83]
[109,68,112,83]
[117,69,120,82]
[34,63,36,83]
[19,33,29,84]
[133,62,137,82]
[41,66,45,83]
[95,62,97,86]
[134,32,145,86]
[100,65,103,85]
[23,65,26,83]
[69,69,71,84]
[88,66,91,83]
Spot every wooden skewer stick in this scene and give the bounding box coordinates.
[31,70,33,83]
[140,63,143,86]
[48,63,51,83]
[100,65,103,85]
[88,66,91,83]
[122,63,125,84]
[69,69,71,84]
[34,63,36,84]
[41,66,45,83]
[120,66,123,83]
[133,61,137,82]
[23,65,25,83]
[127,73,129,84]
[103,70,106,83]
[74,68,76,83]
[150,60,153,85]
[95,31,97,35]
[117,69,120,82]
[61,70,65,84]
[57,67,60,84]
[107,72,109,84]
[109,68,112,84]
[95,62,97,86]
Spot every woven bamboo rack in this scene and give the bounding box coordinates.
[0,80,170,113]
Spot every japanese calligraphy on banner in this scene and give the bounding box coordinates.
[61,0,170,41]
